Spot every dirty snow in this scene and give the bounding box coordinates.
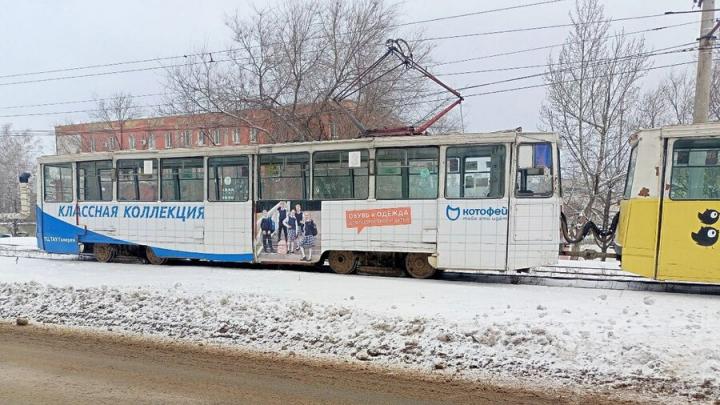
[0,253,719,403]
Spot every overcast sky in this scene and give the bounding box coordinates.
[0,0,705,150]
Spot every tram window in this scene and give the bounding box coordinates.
[313,150,369,200]
[259,152,310,200]
[43,163,73,203]
[446,145,506,199]
[516,143,553,198]
[208,156,249,201]
[117,159,158,202]
[623,146,639,199]
[670,139,720,200]
[161,157,205,202]
[78,160,113,201]
[376,147,438,199]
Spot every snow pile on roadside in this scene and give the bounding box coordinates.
[1,278,719,403]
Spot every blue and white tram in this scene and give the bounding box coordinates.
[36,131,561,278]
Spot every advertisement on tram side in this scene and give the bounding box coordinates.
[255,200,322,264]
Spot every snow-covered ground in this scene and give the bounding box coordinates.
[0,236,37,250]
[0,241,719,403]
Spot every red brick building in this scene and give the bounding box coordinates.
[54,109,363,154]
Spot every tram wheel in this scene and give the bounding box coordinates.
[328,251,358,274]
[94,244,116,263]
[405,253,436,279]
[145,246,168,265]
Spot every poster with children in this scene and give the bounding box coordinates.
[255,200,322,264]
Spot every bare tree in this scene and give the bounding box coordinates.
[632,85,668,129]
[540,0,651,252]
[710,66,720,120]
[162,0,437,142]
[661,70,695,125]
[634,67,720,128]
[90,92,143,150]
[0,124,40,235]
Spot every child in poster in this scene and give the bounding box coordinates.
[300,212,317,261]
[284,208,298,254]
[260,210,275,253]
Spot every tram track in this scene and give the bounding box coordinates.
[1,245,719,296]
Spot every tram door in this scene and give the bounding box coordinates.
[506,140,561,270]
[657,137,720,282]
[437,144,509,270]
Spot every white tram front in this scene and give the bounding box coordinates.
[36,131,561,278]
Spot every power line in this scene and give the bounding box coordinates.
[0,92,167,110]
[0,8,707,86]
[395,0,566,26]
[0,44,706,118]
[434,41,696,77]
[418,13,708,42]
[0,0,567,81]
[400,43,704,101]
[429,20,700,67]
[0,17,701,89]
[0,57,710,136]
[411,58,711,107]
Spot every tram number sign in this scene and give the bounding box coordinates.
[345,207,412,233]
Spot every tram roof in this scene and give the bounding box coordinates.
[38,131,558,164]
[632,122,720,142]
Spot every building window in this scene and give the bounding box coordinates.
[108,136,117,151]
[78,160,113,201]
[250,127,258,144]
[446,145,506,199]
[313,150,369,200]
[129,135,136,150]
[516,143,553,198]
[330,122,338,140]
[181,130,191,147]
[147,134,156,150]
[670,138,720,200]
[376,147,439,200]
[43,163,73,203]
[198,130,206,146]
[161,157,205,202]
[165,132,173,149]
[259,152,310,200]
[208,156,250,201]
[232,129,240,144]
[90,138,96,152]
[117,159,158,201]
[212,129,221,145]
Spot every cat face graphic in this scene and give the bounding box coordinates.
[446,205,461,221]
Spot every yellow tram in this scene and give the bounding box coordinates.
[617,123,720,283]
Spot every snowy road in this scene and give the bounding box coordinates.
[3,324,578,405]
[1,251,719,403]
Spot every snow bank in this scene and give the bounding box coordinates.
[0,236,37,250]
[1,256,719,403]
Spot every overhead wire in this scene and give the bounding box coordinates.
[0,19,701,110]
[0,50,710,136]
[0,0,569,81]
[0,6,707,85]
[0,3,712,129]
[0,49,709,121]
[429,20,700,67]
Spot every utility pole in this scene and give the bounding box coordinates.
[693,0,716,124]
